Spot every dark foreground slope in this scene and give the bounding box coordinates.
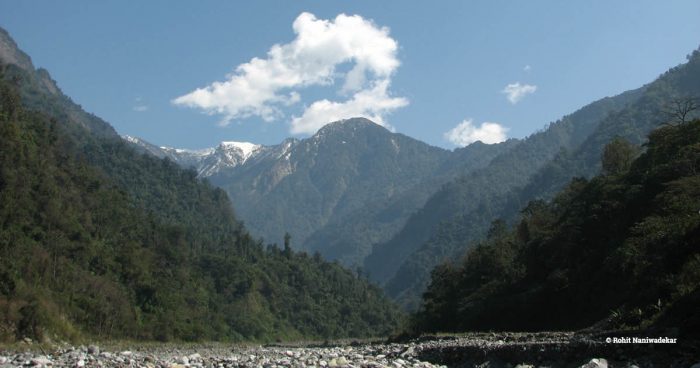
[414,119,700,336]
[0,29,401,342]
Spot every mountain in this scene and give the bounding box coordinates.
[300,138,518,267]
[0,27,401,342]
[212,118,456,265]
[365,86,645,304]
[124,135,288,177]
[127,120,516,267]
[372,47,700,310]
[413,119,700,337]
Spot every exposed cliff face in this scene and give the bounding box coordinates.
[0,27,33,71]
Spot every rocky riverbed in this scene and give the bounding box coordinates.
[0,332,697,368]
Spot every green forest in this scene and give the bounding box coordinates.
[413,118,700,337]
[0,64,402,343]
[374,47,700,311]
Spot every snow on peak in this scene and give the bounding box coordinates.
[161,146,215,156]
[219,141,261,160]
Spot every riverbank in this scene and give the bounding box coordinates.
[0,331,697,368]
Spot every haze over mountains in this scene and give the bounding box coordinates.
[126,118,516,267]
[126,44,700,311]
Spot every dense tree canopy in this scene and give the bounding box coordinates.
[413,119,700,337]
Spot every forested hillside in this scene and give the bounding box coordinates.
[0,29,401,342]
[300,137,517,266]
[371,48,700,310]
[413,119,700,337]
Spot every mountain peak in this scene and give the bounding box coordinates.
[313,117,388,141]
[324,117,379,129]
[219,141,261,159]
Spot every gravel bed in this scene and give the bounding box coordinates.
[0,332,697,368]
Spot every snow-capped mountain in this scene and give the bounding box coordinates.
[123,135,287,177]
[197,141,265,177]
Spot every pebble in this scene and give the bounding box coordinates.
[30,356,52,366]
[580,358,608,368]
[88,345,99,355]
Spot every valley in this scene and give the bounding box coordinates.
[1,3,699,367]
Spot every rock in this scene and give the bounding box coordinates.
[580,358,608,368]
[337,357,348,365]
[75,359,85,368]
[400,348,414,358]
[170,364,187,368]
[514,365,534,368]
[120,351,133,356]
[30,356,52,366]
[177,356,189,364]
[690,364,700,368]
[329,358,339,367]
[87,345,99,355]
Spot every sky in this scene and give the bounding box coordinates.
[1,1,699,149]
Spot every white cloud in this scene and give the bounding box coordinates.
[291,79,408,134]
[523,65,531,72]
[444,119,509,146]
[172,12,406,133]
[502,82,537,104]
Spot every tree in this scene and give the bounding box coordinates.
[663,97,699,125]
[602,137,638,175]
[283,232,292,258]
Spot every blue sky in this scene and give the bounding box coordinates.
[1,1,699,149]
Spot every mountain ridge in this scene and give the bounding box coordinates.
[124,117,515,266]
